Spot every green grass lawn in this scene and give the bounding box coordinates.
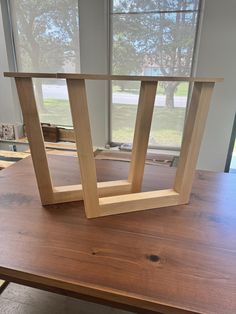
[40,99,186,147]
[113,82,189,96]
[112,103,186,147]
[40,99,72,125]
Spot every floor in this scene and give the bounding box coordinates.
[0,283,134,314]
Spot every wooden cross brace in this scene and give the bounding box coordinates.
[4,72,222,218]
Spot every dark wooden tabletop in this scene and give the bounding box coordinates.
[0,155,236,314]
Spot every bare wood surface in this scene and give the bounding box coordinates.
[0,150,30,170]
[4,72,57,78]
[99,189,179,216]
[174,82,215,203]
[0,150,30,159]
[66,79,100,218]
[4,72,223,82]
[4,73,222,218]
[0,155,236,314]
[0,160,15,170]
[15,77,53,204]
[128,81,158,192]
[58,128,75,142]
[52,180,131,204]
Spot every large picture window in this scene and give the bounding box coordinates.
[10,0,80,126]
[110,0,200,148]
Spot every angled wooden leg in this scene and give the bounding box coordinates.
[174,82,215,203]
[66,79,100,218]
[128,81,158,192]
[15,78,53,204]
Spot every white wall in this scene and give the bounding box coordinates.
[0,2,21,124]
[196,0,236,171]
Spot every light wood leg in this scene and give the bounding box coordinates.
[99,189,179,217]
[128,81,158,192]
[66,79,100,218]
[15,78,53,204]
[9,73,219,219]
[174,82,215,203]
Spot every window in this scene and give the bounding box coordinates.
[10,0,80,126]
[110,0,200,148]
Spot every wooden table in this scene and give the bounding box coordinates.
[0,155,235,314]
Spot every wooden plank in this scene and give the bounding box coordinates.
[0,160,15,170]
[52,180,131,203]
[58,128,75,142]
[66,79,100,218]
[4,72,57,78]
[99,189,180,217]
[4,72,223,83]
[0,150,30,170]
[128,81,158,192]
[174,82,215,203]
[47,150,78,157]
[1,156,236,314]
[15,77,53,204]
[0,150,30,159]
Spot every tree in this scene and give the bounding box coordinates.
[112,0,199,107]
[11,0,80,111]
[113,31,143,91]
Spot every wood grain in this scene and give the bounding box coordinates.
[15,77,54,204]
[52,180,131,204]
[6,73,222,218]
[99,189,179,216]
[128,81,158,192]
[174,82,215,203]
[66,79,100,218]
[0,155,236,314]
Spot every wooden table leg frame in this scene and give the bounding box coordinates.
[4,72,222,218]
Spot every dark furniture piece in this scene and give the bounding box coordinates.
[0,155,235,314]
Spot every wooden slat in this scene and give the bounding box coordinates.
[66,79,100,218]
[58,128,75,142]
[15,77,53,204]
[0,161,15,170]
[52,180,131,204]
[174,82,215,203]
[0,150,30,159]
[4,72,223,83]
[4,72,57,78]
[99,189,180,217]
[128,81,158,192]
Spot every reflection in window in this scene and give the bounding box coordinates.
[111,0,200,148]
[11,0,80,126]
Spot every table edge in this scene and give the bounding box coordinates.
[0,266,200,314]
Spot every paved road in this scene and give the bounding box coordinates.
[112,92,187,107]
[42,85,187,108]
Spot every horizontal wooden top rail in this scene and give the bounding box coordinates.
[4,72,223,82]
